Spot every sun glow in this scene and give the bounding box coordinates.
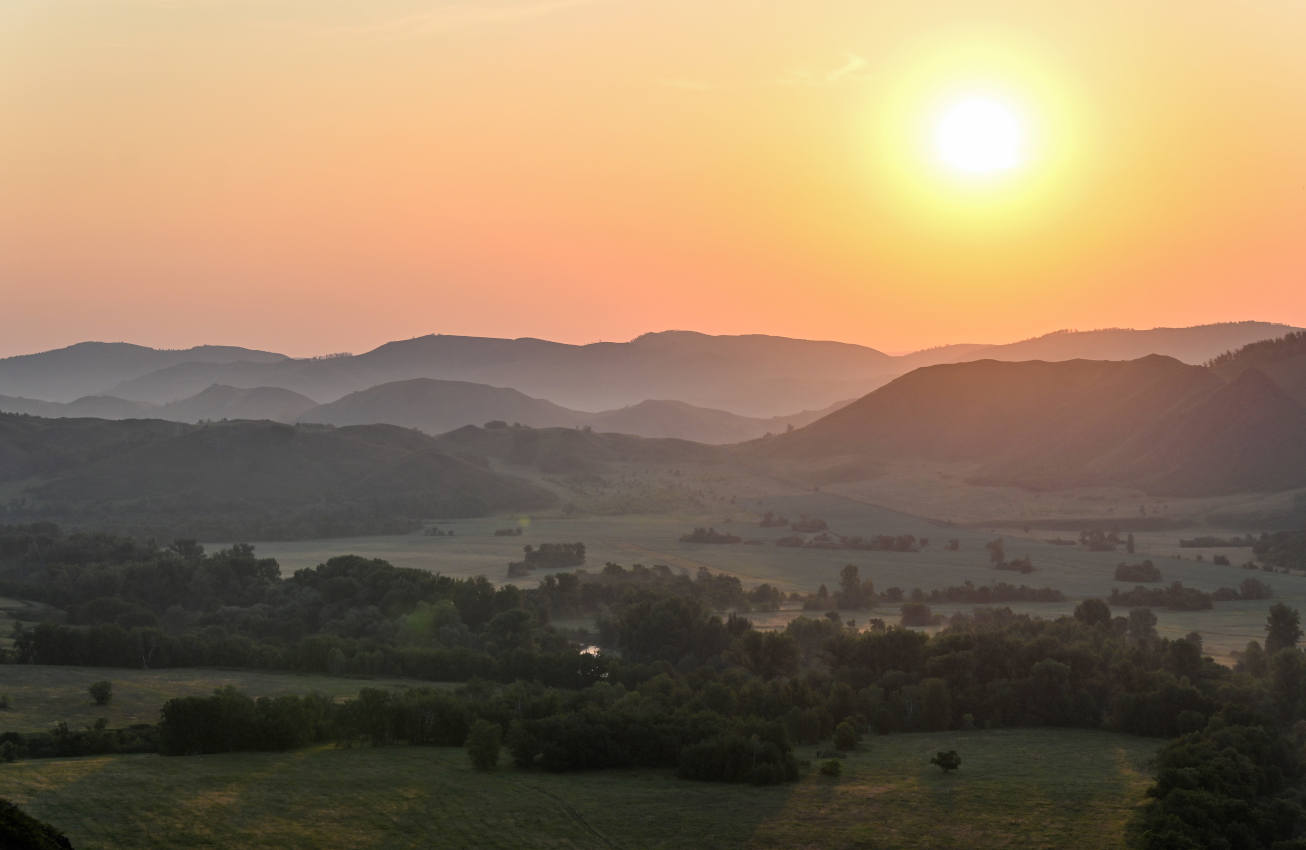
[864,35,1085,230]
[933,95,1027,176]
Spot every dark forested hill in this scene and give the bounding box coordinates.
[760,355,1306,496]
[0,414,554,539]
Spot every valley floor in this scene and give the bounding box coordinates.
[0,728,1156,849]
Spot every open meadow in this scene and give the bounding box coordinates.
[221,483,1306,664]
[0,728,1157,850]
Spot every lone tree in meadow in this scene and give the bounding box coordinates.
[833,719,860,751]
[930,750,961,773]
[1265,603,1303,654]
[89,680,112,707]
[465,719,502,771]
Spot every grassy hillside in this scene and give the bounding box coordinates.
[0,728,1156,849]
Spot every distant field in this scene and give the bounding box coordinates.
[0,728,1156,849]
[218,487,1306,663]
[0,666,425,733]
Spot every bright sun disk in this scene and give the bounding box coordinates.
[933,95,1027,176]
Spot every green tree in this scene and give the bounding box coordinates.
[930,750,961,773]
[1265,603,1302,654]
[465,719,502,771]
[1128,608,1158,645]
[1073,598,1112,627]
[838,564,869,609]
[89,680,112,706]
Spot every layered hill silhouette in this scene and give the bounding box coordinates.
[0,342,286,403]
[0,378,835,444]
[0,414,554,539]
[896,322,1298,371]
[98,332,894,416]
[301,378,837,443]
[0,385,319,426]
[760,354,1306,496]
[6,322,1292,419]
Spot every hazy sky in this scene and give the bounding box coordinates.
[4,0,1305,357]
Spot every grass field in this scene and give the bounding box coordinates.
[0,728,1156,849]
[0,666,426,733]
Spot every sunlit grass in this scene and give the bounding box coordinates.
[0,728,1156,849]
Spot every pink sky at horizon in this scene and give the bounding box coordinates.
[4,1,1305,359]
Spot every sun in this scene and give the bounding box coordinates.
[932,94,1028,177]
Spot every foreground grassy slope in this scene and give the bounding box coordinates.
[0,728,1156,850]
[0,666,424,733]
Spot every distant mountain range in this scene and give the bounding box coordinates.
[760,353,1306,496]
[3,325,1306,539]
[1,322,1295,419]
[0,342,287,403]
[0,380,841,445]
[0,385,319,426]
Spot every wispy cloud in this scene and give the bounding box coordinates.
[779,52,872,87]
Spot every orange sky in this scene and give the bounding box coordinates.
[3,0,1305,357]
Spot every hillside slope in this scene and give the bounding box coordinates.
[762,356,1306,496]
[0,414,554,539]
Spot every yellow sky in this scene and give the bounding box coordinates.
[3,0,1305,356]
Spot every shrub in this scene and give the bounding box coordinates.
[89,681,113,706]
[819,759,843,777]
[930,750,961,773]
[833,720,860,751]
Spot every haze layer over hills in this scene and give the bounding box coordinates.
[1,322,1304,540]
[0,380,837,445]
[0,321,1293,419]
